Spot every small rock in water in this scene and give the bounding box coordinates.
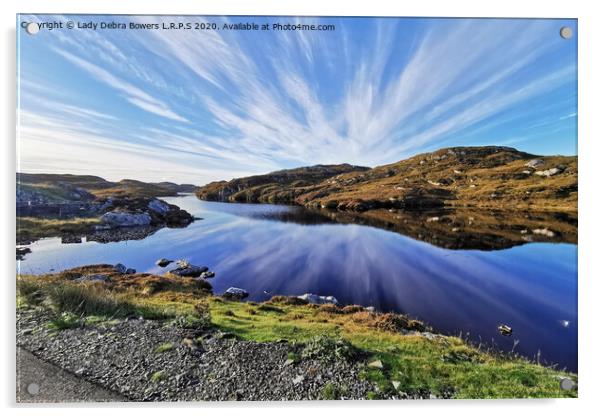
[16,246,32,259]
[498,324,513,336]
[155,258,173,267]
[223,287,249,300]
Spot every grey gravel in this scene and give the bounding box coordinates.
[17,308,378,401]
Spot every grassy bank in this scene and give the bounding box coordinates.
[17,217,101,244]
[17,265,577,399]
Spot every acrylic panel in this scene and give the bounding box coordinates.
[16,15,577,402]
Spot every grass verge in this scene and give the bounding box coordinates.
[17,266,577,399]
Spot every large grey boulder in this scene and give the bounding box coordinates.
[148,199,170,215]
[168,260,208,277]
[223,287,249,300]
[297,293,339,305]
[534,167,564,177]
[524,159,544,168]
[100,211,151,227]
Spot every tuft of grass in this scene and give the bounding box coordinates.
[287,351,300,363]
[45,281,134,317]
[155,342,174,353]
[257,304,284,313]
[301,335,358,362]
[150,370,167,383]
[267,296,308,306]
[47,312,82,331]
[17,278,45,307]
[366,391,379,400]
[341,305,365,314]
[321,382,340,400]
[170,302,212,330]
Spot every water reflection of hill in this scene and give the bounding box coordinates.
[246,207,577,251]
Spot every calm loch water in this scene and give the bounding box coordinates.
[17,195,578,372]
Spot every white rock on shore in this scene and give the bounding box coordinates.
[297,293,338,305]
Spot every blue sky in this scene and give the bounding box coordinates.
[17,15,577,184]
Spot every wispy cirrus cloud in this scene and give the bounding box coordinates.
[53,48,189,123]
[17,15,577,183]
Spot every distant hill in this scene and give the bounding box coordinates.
[195,146,577,212]
[196,164,370,204]
[17,173,199,203]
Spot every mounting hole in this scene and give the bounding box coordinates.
[559,26,573,40]
[27,382,40,395]
[25,22,40,35]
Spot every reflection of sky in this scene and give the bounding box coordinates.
[18,197,577,371]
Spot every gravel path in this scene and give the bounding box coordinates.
[17,309,376,401]
[17,347,125,403]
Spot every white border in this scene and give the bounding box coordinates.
[2,1,601,415]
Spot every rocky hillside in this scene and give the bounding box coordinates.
[196,164,369,204]
[16,173,196,245]
[196,147,577,212]
[17,173,198,203]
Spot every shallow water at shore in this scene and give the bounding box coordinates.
[17,195,578,372]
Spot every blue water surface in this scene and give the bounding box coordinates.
[18,196,578,372]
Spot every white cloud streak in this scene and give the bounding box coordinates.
[18,16,576,183]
